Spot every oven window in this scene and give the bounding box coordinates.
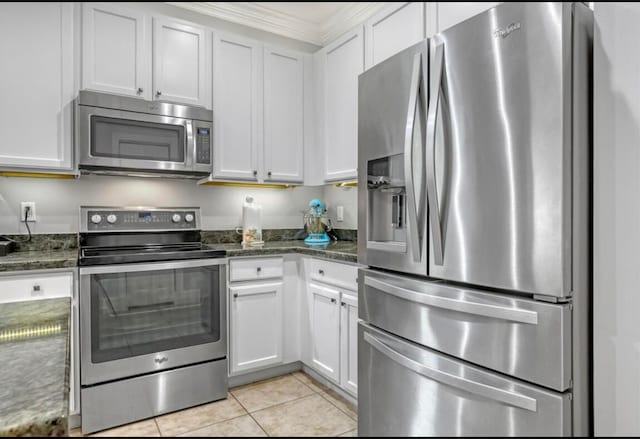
[90,265,219,363]
[91,116,185,162]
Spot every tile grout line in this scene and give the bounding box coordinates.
[318,391,358,422]
[229,390,271,437]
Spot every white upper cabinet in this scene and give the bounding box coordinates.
[82,3,151,99]
[263,47,304,183]
[429,2,501,34]
[153,17,211,108]
[320,27,364,182]
[0,2,74,171]
[365,2,426,69]
[212,33,262,181]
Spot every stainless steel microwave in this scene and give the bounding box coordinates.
[76,91,213,178]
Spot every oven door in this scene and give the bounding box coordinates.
[80,258,227,386]
[77,105,199,175]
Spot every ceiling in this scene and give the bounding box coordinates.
[167,2,389,46]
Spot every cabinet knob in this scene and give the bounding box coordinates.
[257,267,262,273]
[156,90,162,96]
[233,293,238,299]
[267,171,272,177]
[318,269,324,275]
[331,298,337,304]
[341,302,346,307]
[253,170,258,177]
[137,87,144,94]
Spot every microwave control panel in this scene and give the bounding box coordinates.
[196,127,211,164]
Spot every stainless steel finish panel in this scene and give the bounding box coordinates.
[79,206,202,233]
[80,260,227,385]
[77,90,213,122]
[569,3,593,436]
[427,3,573,297]
[358,40,429,275]
[359,268,572,390]
[358,323,572,437]
[77,104,212,176]
[81,359,227,434]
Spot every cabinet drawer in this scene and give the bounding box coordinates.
[0,271,73,304]
[229,257,283,282]
[308,259,358,291]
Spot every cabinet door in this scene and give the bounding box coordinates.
[230,281,283,375]
[153,17,211,108]
[82,3,151,99]
[263,47,304,183]
[322,27,364,182]
[213,33,261,181]
[340,292,358,396]
[431,2,501,34]
[308,282,340,382]
[365,2,426,69]
[0,2,74,171]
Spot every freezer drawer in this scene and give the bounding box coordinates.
[359,269,571,390]
[358,323,571,437]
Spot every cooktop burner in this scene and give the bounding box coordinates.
[78,207,226,266]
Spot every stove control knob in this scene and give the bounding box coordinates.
[172,213,182,223]
[91,214,102,224]
[184,213,194,223]
[107,214,118,224]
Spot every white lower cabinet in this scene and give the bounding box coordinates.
[229,280,283,375]
[340,292,358,395]
[308,282,341,383]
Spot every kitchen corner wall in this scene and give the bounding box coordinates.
[322,185,358,230]
[0,175,326,234]
[594,3,640,436]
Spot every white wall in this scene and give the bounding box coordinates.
[594,3,640,436]
[322,185,358,230]
[0,175,324,234]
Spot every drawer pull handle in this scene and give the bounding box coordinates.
[331,298,337,304]
[341,301,346,307]
[32,285,41,292]
[318,269,325,275]
[233,293,238,299]
[257,267,262,273]
[154,356,168,364]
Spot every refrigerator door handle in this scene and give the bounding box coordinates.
[426,41,445,265]
[364,276,539,325]
[363,331,538,412]
[404,52,423,263]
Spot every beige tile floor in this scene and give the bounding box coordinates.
[70,372,357,437]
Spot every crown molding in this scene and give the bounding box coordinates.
[167,2,389,46]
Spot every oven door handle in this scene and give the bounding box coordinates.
[79,258,227,275]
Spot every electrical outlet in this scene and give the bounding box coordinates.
[21,202,36,222]
[337,205,344,222]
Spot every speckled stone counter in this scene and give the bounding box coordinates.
[208,240,358,263]
[0,250,77,273]
[0,298,70,436]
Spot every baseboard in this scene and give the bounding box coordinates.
[228,361,303,388]
[301,364,357,406]
[69,414,81,430]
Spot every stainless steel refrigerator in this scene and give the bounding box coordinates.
[357,3,592,436]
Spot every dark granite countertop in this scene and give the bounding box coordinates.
[209,240,358,263]
[0,298,70,436]
[0,250,77,273]
[0,241,357,272]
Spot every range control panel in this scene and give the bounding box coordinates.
[83,208,199,232]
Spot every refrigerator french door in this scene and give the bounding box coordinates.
[357,2,592,437]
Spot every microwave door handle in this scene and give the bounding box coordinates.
[186,120,195,168]
[426,41,444,266]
